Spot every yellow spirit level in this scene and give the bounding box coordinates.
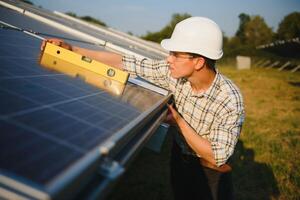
[39,42,128,96]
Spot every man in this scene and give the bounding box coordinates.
[42,16,244,200]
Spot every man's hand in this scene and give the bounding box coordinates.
[40,38,73,51]
[167,103,182,125]
[165,110,177,126]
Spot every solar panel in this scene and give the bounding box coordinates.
[0,4,170,199]
[257,38,300,59]
[1,0,167,59]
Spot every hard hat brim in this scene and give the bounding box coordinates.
[161,39,223,60]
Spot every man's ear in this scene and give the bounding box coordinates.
[194,57,205,71]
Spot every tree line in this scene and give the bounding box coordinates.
[66,12,107,27]
[141,12,300,58]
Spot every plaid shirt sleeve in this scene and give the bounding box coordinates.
[210,108,244,166]
[122,55,170,90]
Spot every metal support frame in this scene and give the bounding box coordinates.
[278,61,291,71]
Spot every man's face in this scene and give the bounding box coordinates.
[166,52,197,79]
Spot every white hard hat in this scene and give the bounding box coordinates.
[161,17,223,60]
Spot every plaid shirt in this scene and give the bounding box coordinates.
[122,55,244,166]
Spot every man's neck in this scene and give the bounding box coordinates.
[189,69,216,94]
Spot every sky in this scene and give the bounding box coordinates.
[30,0,300,37]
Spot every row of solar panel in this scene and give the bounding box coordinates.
[0,2,170,200]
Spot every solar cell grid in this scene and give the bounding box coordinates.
[0,120,84,184]
[0,6,168,198]
[0,19,164,187]
[0,59,45,77]
[0,90,38,115]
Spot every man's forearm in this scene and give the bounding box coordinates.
[176,117,217,166]
[42,39,124,69]
[72,46,123,69]
[168,104,216,165]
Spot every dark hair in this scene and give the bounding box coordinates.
[205,57,216,71]
[188,53,216,71]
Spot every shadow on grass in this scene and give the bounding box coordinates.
[108,134,280,200]
[107,131,173,200]
[288,81,300,87]
[232,140,280,200]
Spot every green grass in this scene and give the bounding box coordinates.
[108,65,300,200]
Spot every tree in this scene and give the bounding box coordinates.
[141,13,191,43]
[235,13,251,44]
[66,12,77,18]
[235,14,273,47]
[20,0,33,5]
[277,12,300,40]
[224,14,273,57]
[65,12,107,27]
[80,16,107,27]
[243,15,273,47]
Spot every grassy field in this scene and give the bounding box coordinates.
[108,64,300,200]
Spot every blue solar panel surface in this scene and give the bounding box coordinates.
[0,19,164,187]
